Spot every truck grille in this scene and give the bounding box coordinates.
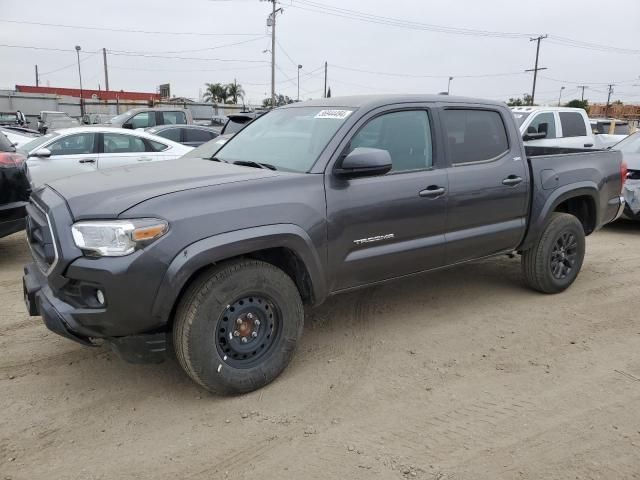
[25,199,58,274]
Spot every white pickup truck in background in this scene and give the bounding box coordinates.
[511,106,627,149]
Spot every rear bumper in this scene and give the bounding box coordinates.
[612,195,626,222]
[23,262,168,363]
[0,201,27,238]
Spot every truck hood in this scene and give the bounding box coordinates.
[623,152,640,171]
[47,158,279,219]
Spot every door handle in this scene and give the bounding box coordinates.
[78,158,96,164]
[502,175,523,186]
[419,186,446,198]
[584,143,594,148]
[137,157,153,162]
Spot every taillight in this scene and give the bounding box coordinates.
[620,161,628,192]
[0,152,26,168]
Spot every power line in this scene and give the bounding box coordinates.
[288,0,640,54]
[330,64,527,79]
[107,36,267,55]
[0,44,269,63]
[0,19,263,37]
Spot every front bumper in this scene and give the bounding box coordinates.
[23,262,168,363]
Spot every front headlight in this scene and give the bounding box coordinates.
[71,219,168,257]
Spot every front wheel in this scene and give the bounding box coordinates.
[522,212,586,294]
[173,259,304,395]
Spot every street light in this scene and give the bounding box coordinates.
[75,45,84,117]
[557,86,565,106]
[447,76,454,95]
[297,64,303,101]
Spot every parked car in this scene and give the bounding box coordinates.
[18,127,193,187]
[210,115,228,132]
[0,131,31,238]
[37,111,80,134]
[0,112,20,127]
[22,95,625,395]
[82,113,109,125]
[612,131,640,219]
[0,126,40,148]
[145,125,219,147]
[220,111,263,135]
[511,106,623,149]
[103,108,193,129]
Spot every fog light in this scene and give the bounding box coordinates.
[96,289,105,305]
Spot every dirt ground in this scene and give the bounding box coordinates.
[1,224,639,480]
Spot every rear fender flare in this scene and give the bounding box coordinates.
[151,224,327,323]
[521,182,599,250]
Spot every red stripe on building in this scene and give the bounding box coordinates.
[16,85,161,101]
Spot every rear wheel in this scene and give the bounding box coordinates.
[522,212,585,294]
[173,259,304,395]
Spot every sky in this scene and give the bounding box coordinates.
[1,0,639,106]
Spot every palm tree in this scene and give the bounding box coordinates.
[203,83,228,103]
[226,81,245,104]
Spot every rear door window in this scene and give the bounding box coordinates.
[161,111,187,125]
[184,128,215,143]
[156,127,181,143]
[443,109,509,164]
[559,112,587,137]
[103,133,147,153]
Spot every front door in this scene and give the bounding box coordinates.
[521,111,560,147]
[442,107,529,263]
[326,107,449,292]
[27,132,97,187]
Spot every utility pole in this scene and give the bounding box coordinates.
[75,45,84,117]
[103,48,110,91]
[35,65,39,87]
[605,84,615,117]
[323,61,328,98]
[297,64,302,101]
[447,76,453,95]
[577,85,588,102]
[557,86,565,106]
[265,0,282,108]
[525,34,548,106]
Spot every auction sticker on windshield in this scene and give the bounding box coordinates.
[315,109,352,120]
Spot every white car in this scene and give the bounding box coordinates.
[0,127,40,148]
[511,106,625,149]
[18,127,193,187]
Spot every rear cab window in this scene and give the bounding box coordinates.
[559,112,587,137]
[443,109,509,165]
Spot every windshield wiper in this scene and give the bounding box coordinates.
[209,156,228,163]
[232,160,277,171]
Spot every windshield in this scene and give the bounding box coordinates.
[182,135,232,160]
[18,132,59,154]
[512,112,531,127]
[613,132,640,154]
[216,107,354,172]
[107,111,134,124]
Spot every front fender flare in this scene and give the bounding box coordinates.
[151,224,327,324]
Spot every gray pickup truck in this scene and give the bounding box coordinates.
[23,95,626,394]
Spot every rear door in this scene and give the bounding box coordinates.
[27,132,98,186]
[326,105,449,291]
[97,132,166,169]
[558,111,593,148]
[442,106,529,264]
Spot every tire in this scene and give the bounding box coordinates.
[522,212,586,294]
[173,259,304,395]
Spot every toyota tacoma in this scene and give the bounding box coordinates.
[23,95,626,394]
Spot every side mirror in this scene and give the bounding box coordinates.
[122,122,134,129]
[30,148,52,158]
[523,131,547,141]
[334,147,392,178]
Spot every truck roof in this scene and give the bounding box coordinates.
[510,106,586,113]
[285,94,506,110]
